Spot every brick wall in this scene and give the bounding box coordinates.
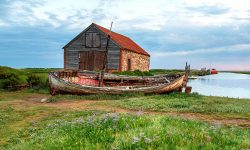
[120,49,150,71]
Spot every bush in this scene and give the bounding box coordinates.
[27,74,42,88]
[0,66,25,79]
[149,69,184,75]
[114,70,153,76]
[2,73,21,89]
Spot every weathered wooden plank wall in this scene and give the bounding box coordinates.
[65,25,120,70]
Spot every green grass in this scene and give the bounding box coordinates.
[149,69,184,75]
[0,66,26,76]
[101,93,250,119]
[20,68,60,74]
[231,71,250,75]
[113,69,210,76]
[221,71,250,75]
[24,87,49,94]
[47,93,145,102]
[0,91,249,149]
[45,92,250,119]
[149,69,210,76]
[3,112,250,149]
[0,66,59,90]
[114,70,154,76]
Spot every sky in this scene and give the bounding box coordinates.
[0,0,250,71]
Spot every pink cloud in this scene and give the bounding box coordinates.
[213,63,250,71]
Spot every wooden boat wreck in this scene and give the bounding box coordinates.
[48,68,190,95]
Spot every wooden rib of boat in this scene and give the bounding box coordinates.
[48,69,189,95]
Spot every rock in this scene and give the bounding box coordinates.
[41,98,48,103]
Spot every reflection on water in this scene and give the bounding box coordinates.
[188,73,250,99]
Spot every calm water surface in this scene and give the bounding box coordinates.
[188,72,250,99]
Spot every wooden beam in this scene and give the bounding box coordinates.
[119,48,123,72]
[64,48,66,69]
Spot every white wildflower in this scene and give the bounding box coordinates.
[144,137,152,144]
[132,136,140,144]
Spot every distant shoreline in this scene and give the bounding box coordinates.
[221,71,250,75]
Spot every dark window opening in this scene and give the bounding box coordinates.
[127,59,131,71]
[85,33,101,48]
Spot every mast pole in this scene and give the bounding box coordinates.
[99,22,113,87]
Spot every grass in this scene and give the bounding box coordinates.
[231,71,250,75]
[102,93,250,119]
[0,88,250,149]
[48,92,250,118]
[0,66,58,91]
[149,69,184,75]
[20,68,60,74]
[221,71,250,75]
[1,110,250,149]
[114,69,210,76]
[149,69,210,76]
[47,93,145,102]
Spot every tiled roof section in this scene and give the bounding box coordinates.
[94,23,150,56]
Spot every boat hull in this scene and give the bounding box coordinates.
[48,72,187,95]
[210,69,218,74]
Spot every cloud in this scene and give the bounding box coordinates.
[0,19,7,26]
[151,44,250,57]
[0,0,250,70]
[6,0,63,27]
[1,0,248,30]
[184,5,230,15]
[213,62,250,71]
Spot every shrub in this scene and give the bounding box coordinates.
[0,66,25,79]
[2,73,21,89]
[114,70,153,76]
[27,74,42,88]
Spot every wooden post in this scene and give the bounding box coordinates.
[185,86,192,94]
[99,22,113,87]
[177,87,183,92]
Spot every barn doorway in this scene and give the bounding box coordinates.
[79,51,105,70]
[127,59,131,71]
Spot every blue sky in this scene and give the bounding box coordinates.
[0,0,250,71]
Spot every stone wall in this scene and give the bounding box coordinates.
[120,49,150,71]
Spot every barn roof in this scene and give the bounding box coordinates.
[93,23,150,56]
[63,23,150,57]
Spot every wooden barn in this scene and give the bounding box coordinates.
[63,23,150,72]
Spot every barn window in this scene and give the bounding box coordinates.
[85,33,101,48]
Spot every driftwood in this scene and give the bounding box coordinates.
[7,84,30,90]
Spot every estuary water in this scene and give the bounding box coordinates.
[188,72,250,99]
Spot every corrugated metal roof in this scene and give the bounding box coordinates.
[94,23,150,56]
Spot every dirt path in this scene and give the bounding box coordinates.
[37,98,250,128]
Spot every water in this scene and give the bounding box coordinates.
[188,72,250,99]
